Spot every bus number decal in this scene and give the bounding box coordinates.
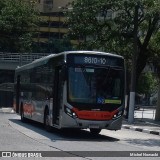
[84,57,107,65]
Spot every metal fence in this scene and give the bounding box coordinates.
[134,106,156,120]
[0,52,50,64]
[0,83,14,92]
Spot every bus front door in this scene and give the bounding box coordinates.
[53,67,63,125]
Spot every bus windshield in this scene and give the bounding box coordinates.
[68,67,124,105]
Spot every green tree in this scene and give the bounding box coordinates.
[137,72,158,95]
[137,72,158,106]
[66,0,160,82]
[48,38,73,53]
[0,0,40,52]
[32,38,73,53]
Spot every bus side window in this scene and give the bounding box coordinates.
[28,92,32,99]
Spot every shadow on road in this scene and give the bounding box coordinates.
[9,118,119,142]
[125,139,160,148]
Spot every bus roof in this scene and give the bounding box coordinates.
[16,51,124,72]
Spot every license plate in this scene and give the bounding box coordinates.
[89,124,99,129]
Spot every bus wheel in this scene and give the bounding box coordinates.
[44,109,52,132]
[90,128,101,135]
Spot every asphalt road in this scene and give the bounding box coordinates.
[0,113,160,160]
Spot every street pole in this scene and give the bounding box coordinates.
[128,3,139,124]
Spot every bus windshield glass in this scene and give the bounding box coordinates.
[68,67,124,105]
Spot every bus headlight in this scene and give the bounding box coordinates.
[113,110,123,119]
[64,106,78,119]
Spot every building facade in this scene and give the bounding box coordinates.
[36,0,73,13]
[29,0,76,47]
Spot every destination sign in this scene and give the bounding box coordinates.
[67,54,124,67]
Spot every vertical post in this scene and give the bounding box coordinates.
[128,3,139,123]
[20,53,22,66]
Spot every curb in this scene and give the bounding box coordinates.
[122,125,160,136]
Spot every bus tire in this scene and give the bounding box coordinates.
[44,108,52,132]
[20,104,27,123]
[90,128,101,135]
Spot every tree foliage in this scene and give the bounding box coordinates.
[32,38,73,53]
[66,0,160,81]
[0,0,40,52]
[137,72,158,95]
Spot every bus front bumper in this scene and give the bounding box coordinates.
[61,113,123,130]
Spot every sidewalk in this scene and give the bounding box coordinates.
[122,106,160,136]
[122,118,160,136]
[0,107,160,136]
